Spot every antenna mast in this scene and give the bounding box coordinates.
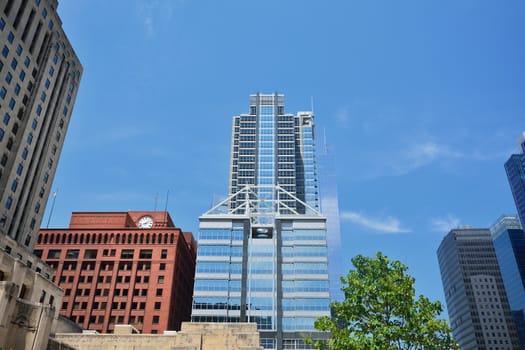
[46,189,58,228]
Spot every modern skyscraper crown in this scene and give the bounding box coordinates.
[228,93,319,218]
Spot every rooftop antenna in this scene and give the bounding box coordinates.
[46,189,58,228]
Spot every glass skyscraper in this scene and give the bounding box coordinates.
[491,215,525,349]
[437,228,521,349]
[505,133,525,226]
[191,93,331,350]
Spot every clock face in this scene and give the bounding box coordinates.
[137,216,154,229]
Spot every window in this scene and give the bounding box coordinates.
[24,56,29,67]
[7,32,13,43]
[0,17,5,30]
[49,66,54,76]
[14,83,20,95]
[19,70,25,81]
[5,196,12,209]
[42,8,47,18]
[8,98,15,110]
[3,113,9,125]
[40,91,46,102]
[159,263,166,270]
[2,46,8,58]
[66,249,79,259]
[161,249,167,259]
[158,276,164,283]
[47,249,61,258]
[53,54,58,64]
[11,179,17,192]
[84,250,97,259]
[156,289,162,296]
[5,72,11,84]
[10,58,16,69]
[0,87,6,98]
[154,302,161,310]
[16,163,22,175]
[36,105,42,116]
[31,119,37,129]
[16,45,21,56]
[152,315,159,324]
[139,249,152,259]
[121,249,134,259]
[48,20,53,30]
[26,133,33,144]
[44,78,50,89]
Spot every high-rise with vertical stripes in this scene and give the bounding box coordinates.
[0,0,82,251]
[191,93,331,350]
[0,1,82,349]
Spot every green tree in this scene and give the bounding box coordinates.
[307,252,458,350]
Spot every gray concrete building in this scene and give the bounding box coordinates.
[438,228,521,349]
[0,0,82,349]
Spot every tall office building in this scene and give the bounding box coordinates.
[491,215,525,349]
[505,133,525,226]
[437,228,521,350]
[192,94,331,350]
[0,1,82,349]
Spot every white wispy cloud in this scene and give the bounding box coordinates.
[389,142,463,176]
[135,0,176,38]
[340,210,411,234]
[431,214,460,233]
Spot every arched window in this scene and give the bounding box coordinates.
[134,233,138,244]
[73,234,78,244]
[50,234,55,244]
[152,233,156,244]
[37,234,42,244]
[170,234,174,244]
[104,234,108,244]
[61,234,66,244]
[97,234,102,244]
[67,234,72,244]
[146,234,150,244]
[44,234,48,244]
[116,234,120,244]
[79,234,84,244]
[164,234,168,244]
[86,233,90,244]
[139,234,144,244]
[110,234,114,243]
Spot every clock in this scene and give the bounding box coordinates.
[137,216,154,229]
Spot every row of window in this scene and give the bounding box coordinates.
[44,248,169,260]
[60,273,165,285]
[38,232,178,245]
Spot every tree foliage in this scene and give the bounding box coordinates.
[308,252,458,350]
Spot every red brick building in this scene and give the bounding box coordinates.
[34,211,197,334]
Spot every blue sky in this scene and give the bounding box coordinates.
[47,0,525,313]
